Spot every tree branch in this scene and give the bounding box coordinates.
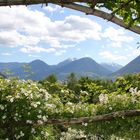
[0,109,140,127]
[44,109,140,125]
[0,0,104,6]
[56,3,140,35]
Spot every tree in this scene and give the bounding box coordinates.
[67,73,78,91]
[0,0,140,34]
[45,74,57,83]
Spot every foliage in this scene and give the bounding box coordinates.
[0,73,140,139]
[89,0,140,26]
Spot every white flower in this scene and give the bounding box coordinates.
[26,120,32,124]
[37,120,43,125]
[0,105,4,110]
[20,131,24,137]
[31,102,38,108]
[29,93,33,99]
[24,92,28,96]
[31,128,36,134]
[15,113,18,116]
[42,116,48,122]
[109,107,112,110]
[82,123,88,126]
[37,115,42,119]
[41,131,44,135]
[27,112,31,115]
[130,87,140,97]
[10,98,14,102]
[2,115,6,119]
[36,102,41,105]
[129,87,138,95]
[99,94,108,104]
[61,89,64,93]
[80,90,88,95]
[38,110,42,113]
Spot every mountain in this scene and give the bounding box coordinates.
[112,55,140,76]
[50,57,112,79]
[57,58,73,67]
[0,57,124,80]
[0,72,6,78]
[101,63,123,72]
[13,60,50,80]
[0,62,24,71]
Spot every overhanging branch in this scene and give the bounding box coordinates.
[0,0,103,6]
[55,2,140,35]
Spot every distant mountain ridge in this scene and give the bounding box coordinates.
[52,57,111,75]
[0,57,111,80]
[0,56,140,80]
[112,55,140,76]
[101,63,123,72]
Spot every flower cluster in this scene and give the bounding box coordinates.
[99,94,109,104]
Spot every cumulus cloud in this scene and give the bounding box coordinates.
[102,27,134,48]
[103,27,134,42]
[0,6,102,53]
[99,51,127,61]
[20,46,56,53]
[43,5,64,14]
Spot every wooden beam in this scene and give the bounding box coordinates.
[56,3,140,35]
[0,0,103,6]
[0,109,140,127]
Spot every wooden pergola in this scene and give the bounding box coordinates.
[0,0,140,35]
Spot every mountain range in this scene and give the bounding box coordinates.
[0,55,140,80]
[112,55,140,76]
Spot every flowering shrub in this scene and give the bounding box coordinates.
[0,74,140,139]
[0,79,54,139]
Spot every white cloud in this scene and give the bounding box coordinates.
[43,5,64,14]
[85,54,91,57]
[1,52,12,56]
[102,27,134,49]
[110,42,122,48]
[28,54,41,57]
[20,46,56,53]
[0,6,102,53]
[103,27,134,43]
[0,31,23,47]
[99,51,127,61]
[55,50,66,56]
[76,48,81,51]
[131,49,140,56]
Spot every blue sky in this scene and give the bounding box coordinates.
[0,4,140,66]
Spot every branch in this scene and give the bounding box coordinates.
[0,0,104,6]
[44,109,140,125]
[55,3,140,35]
[0,109,140,127]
